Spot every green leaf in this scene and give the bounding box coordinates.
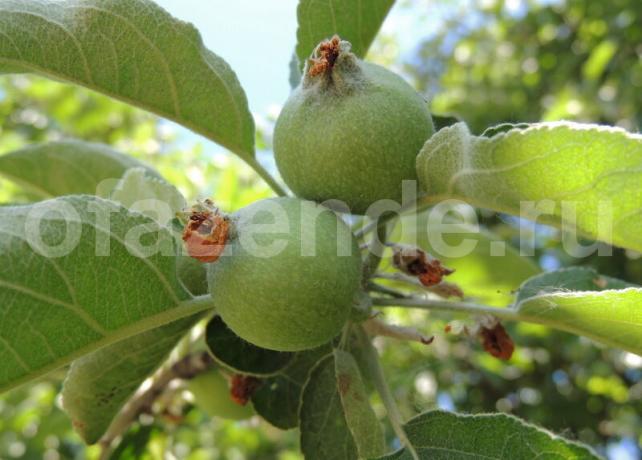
[513,268,642,356]
[0,141,160,199]
[334,349,384,459]
[177,256,208,297]
[417,122,642,252]
[61,179,194,444]
[110,168,186,223]
[299,354,359,460]
[251,345,329,430]
[61,315,200,444]
[515,266,635,304]
[396,214,540,306]
[107,423,158,460]
[430,114,461,131]
[205,316,294,377]
[296,0,395,65]
[376,410,600,459]
[0,0,255,159]
[0,195,213,393]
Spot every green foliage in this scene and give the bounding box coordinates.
[61,171,199,444]
[0,0,640,458]
[408,0,642,133]
[376,410,600,459]
[334,349,385,459]
[251,345,330,430]
[205,315,295,377]
[0,141,159,198]
[0,0,255,159]
[418,122,642,252]
[62,315,201,443]
[513,267,642,356]
[299,354,359,460]
[296,0,395,64]
[0,196,210,392]
[109,168,186,220]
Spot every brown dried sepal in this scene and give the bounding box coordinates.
[479,321,514,361]
[308,35,341,77]
[392,246,454,287]
[182,200,229,263]
[230,375,262,406]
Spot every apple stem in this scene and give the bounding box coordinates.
[362,218,389,282]
[245,156,288,197]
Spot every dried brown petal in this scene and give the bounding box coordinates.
[479,322,514,361]
[230,375,262,406]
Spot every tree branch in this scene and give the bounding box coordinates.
[98,351,214,460]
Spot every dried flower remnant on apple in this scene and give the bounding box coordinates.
[274,36,435,214]
[182,199,230,263]
[230,374,262,406]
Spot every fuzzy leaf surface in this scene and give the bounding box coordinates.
[417,122,642,252]
[0,141,159,198]
[0,0,255,158]
[513,267,642,356]
[0,196,212,393]
[376,410,600,459]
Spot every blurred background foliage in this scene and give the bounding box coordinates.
[0,0,640,459]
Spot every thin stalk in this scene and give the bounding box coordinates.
[353,197,431,239]
[363,218,389,281]
[371,297,521,322]
[354,209,399,240]
[367,282,407,299]
[355,325,419,460]
[245,156,288,197]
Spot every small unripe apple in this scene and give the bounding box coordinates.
[207,197,362,351]
[274,36,434,215]
[187,370,254,420]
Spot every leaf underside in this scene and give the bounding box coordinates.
[514,267,642,356]
[417,122,642,253]
[62,315,201,443]
[0,0,255,159]
[299,354,359,460]
[377,410,600,459]
[0,140,160,199]
[0,195,199,393]
[205,315,294,377]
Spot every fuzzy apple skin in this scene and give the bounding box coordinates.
[188,370,254,420]
[274,43,434,215]
[207,197,362,351]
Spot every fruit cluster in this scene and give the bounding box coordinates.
[184,36,434,354]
